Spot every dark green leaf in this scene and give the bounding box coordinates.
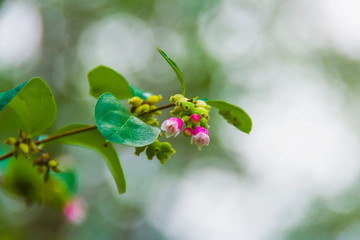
[95,93,160,147]
[130,85,152,100]
[0,81,28,111]
[0,78,57,136]
[88,65,133,100]
[157,47,185,96]
[207,100,252,134]
[47,124,126,194]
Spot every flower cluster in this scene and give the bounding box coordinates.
[3,129,38,159]
[128,95,162,126]
[161,94,211,150]
[131,93,211,164]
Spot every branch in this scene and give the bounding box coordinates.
[0,102,177,162]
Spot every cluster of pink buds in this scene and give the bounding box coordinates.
[160,94,211,150]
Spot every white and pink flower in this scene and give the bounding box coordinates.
[191,126,210,150]
[161,117,184,138]
[63,198,87,224]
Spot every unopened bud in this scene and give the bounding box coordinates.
[169,94,184,103]
[135,146,146,156]
[189,114,200,125]
[128,96,143,107]
[134,104,150,116]
[19,143,30,156]
[200,118,209,129]
[183,127,193,137]
[146,95,162,105]
[194,107,209,120]
[195,100,211,111]
[181,102,195,114]
[3,137,17,145]
[48,159,58,168]
[170,106,182,116]
[160,142,172,152]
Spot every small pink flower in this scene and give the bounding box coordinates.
[183,127,193,137]
[63,198,87,224]
[189,114,200,125]
[161,117,184,138]
[191,126,210,150]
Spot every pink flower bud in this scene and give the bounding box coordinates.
[191,126,210,150]
[161,117,184,138]
[183,127,193,137]
[63,198,87,224]
[189,114,201,125]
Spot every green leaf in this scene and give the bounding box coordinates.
[95,93,160,147]
[207,100,252,134]
[130,85,152,100]
[157,47,185,96]
[88,65,133,100]
[0,78,57,136]
[47,124,126,194]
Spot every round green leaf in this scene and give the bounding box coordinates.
[0,78,57,136]
[88,65,133,100]
[207,100,252,134]
[95,93,160,147]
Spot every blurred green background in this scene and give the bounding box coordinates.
[1,0,360,239]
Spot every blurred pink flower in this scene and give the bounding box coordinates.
[63,198,87,224]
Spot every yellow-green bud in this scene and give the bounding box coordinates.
[181,102,195,114]
[19,143,29,155]
[3,137,17,145]
[134,104,150,116]
[169,94,184,103]
[200,118,209,129]
[160,142,172,152]
[156,152,170,162]
[146,95,162,105]
[48,159,58,168]
[195,107,209,120]
[176,98,189,107]
[182,115,190,123]
[170,106,182,116]
[195,100,211,111]
[128,97,143,107]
